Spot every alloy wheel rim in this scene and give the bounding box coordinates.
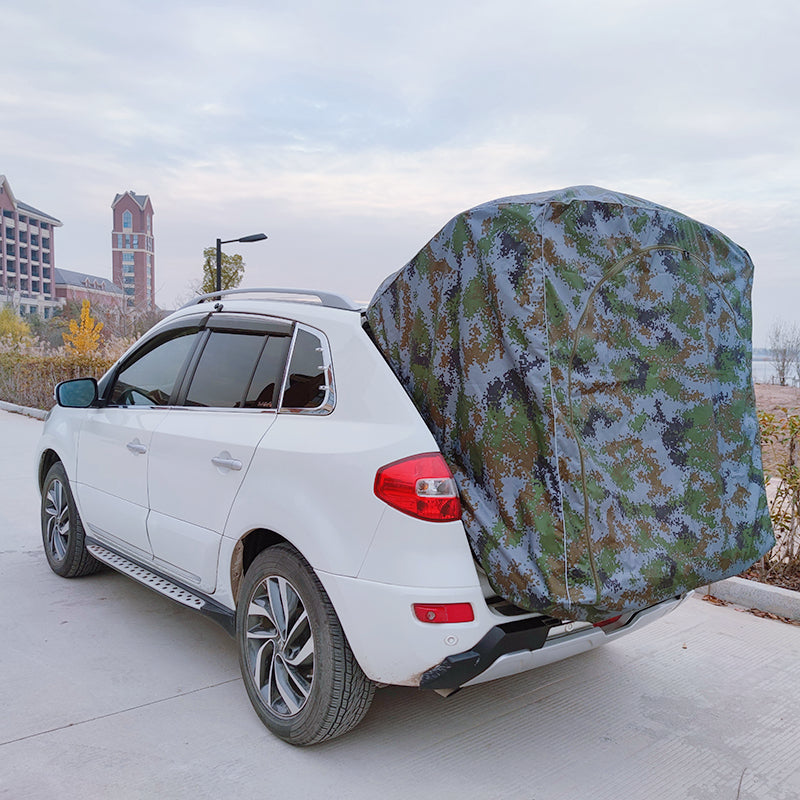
[246,574,315,717]
[44,479,70,562]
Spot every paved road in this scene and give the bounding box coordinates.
[2,409,799,800]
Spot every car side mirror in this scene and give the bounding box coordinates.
[55,378,98,408]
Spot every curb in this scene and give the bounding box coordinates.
[703,576,800,622]
[0,400,48,421]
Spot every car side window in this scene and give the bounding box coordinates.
[244,335,291,409]
[109,329,200,407]
[184,331,267,408]
[280,327,333,412]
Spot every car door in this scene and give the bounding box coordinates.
[146,314,292,592]
[75,324,203,561]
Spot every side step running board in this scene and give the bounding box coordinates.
[86,541,236,636]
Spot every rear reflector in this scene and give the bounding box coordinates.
[413,603,474,623]
[374,453,461,522]
[593,615,622,628]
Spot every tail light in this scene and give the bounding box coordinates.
[374,453,461,522]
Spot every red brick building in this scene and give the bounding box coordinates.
[54,268,124,309]
[111,191,155,310]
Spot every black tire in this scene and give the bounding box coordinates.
[236,543,375,746]
[41,462,101,578]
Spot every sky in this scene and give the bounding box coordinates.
[2,0,798,346]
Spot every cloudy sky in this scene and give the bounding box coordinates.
[2,0,797,345]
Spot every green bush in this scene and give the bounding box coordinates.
[0,306,32,344]
[757,409,800,578]
[0,350,116,410]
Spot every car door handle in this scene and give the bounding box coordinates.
[126,440,147,455]
[211,455,243,471]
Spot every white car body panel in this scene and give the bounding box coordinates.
[221,414,438,575]
[147,408,277,592]
[37,408,82,482]
[316,571,487,685]
[76,407,169,556]
[146,512,222,594]
[356,507,479,587]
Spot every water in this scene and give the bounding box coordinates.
[752,358,799,386]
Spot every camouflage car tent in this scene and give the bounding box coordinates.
[366,185,774,622]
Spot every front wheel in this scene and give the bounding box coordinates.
[236,544,375,746]
[41,462,101,578]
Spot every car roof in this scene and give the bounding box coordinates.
[156,288,366,337]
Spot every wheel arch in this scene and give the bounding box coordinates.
[230,527,288,603]
[38,448,62,491]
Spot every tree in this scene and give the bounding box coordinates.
[63,300,104,354]
[27,310,67,349]
[173,278,201,309]
[126,304,167,339]
[0,304,32,345]
[201,247,245,294]
[768,319,800,387]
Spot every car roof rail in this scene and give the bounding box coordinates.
[181,287,362,311]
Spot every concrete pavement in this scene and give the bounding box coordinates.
[2,408,800,800]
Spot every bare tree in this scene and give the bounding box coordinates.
[768,319,800,386]
[170,279,203,311]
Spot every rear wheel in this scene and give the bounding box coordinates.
[41,462,101,578]
[236,543,375,745]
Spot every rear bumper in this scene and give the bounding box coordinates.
[419,615,559,690]
[456,594,687,690]
[316,566,688,688]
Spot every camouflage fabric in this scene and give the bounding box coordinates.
[367,185,774,622]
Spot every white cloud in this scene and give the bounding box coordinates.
[1,0,798,344]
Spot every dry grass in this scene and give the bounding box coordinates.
[754,383,800,475]
[753,383,800,584]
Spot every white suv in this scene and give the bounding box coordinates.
[36,288,685,745]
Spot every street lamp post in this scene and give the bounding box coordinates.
[216,233,268,293]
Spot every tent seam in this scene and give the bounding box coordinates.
[539,217,572,611]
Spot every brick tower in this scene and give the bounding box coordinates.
[111,191,155,309]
